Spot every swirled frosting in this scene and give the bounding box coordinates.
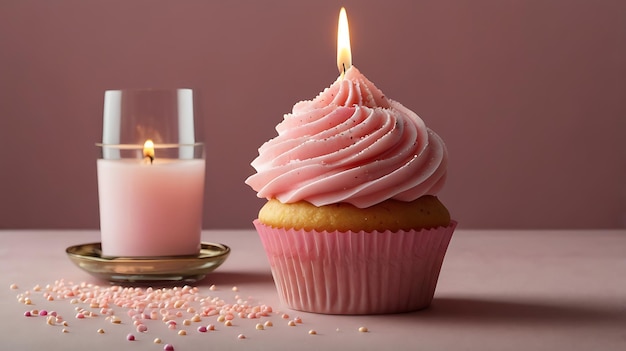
[245,66,447,208]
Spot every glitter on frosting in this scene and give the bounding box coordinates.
[246,66,447,208]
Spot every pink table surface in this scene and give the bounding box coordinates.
[1,229,625,351]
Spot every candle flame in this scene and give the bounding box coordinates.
[337,7,352,76]
[143,139,155,164]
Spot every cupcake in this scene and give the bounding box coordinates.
[245,66,456,314]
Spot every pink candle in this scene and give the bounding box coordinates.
[97,156,205,257]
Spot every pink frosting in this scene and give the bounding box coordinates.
[245,66,447,208]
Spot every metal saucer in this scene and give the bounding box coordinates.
[66,242,230,283]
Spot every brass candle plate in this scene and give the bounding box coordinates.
[66,242,230,283]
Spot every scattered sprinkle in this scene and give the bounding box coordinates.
[207,324,215,331]
[281,313,289,319]
[10,283,18,289]
[62,328,69,333]
[154,338,162,344]
[46,316,56,325]
[308,330,317,335]
[197,326,207,333]
[358,326,369,333]
[97,328,105,334]
[232,286,239,292]
[237,334,246,339]
[224,320,233,327]
[288,320,296,327]
[136,324,148,333]
[164,344,174,351]
[126,334,135,341]
[255,323,264,330]
[294,316,303,324]
[178,330,187,336]
[264,321,273,327]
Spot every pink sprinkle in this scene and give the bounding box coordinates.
[39,310,48,316]
[164,344,174,351]
[127,334,135,341]
[237,334,246,339]
[24,311,31,317]
[136,324,148,333]
[50,311,58,317]
[75,313,85,319]
[197,326,207,333]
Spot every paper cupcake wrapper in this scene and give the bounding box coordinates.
[254,220,457,315]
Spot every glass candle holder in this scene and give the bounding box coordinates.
[97,88,205,257]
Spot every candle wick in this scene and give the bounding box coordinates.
[145,155,154,164]
[343,63,346,74]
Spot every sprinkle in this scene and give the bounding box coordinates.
[178,330,187,336]
[281,313,289,319]
[24,311,31,317]
[10,283,18,289]
[62,328,69,333]
[308,330,317,335]
[97,328,105,334]
[287,320,296,326]
[46,316,56,325]
[191,314,202,322]
[216,315,226,322]
[182,319,191,326]
[224,320,233,327]
[39,310,48,316]
[31,309,39,315]
[110,316,122,324]
[154,338,162,344]
[209,285,217,291]
[231,286,239,292]
[264,321,273,327]
[255,323,264,330]
[358,326,369,333]
[137,324,148,333]
[294,316,303,323]
[164,344,174,351]
[127,334,135,341]
[197,326,207,333]
[237,334,246,339]
[207,324,215,331]
[75,313,85,319]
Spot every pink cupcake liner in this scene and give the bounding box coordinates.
[254,220,457,315]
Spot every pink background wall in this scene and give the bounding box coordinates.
[0,0,624,230]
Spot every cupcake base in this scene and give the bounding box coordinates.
[254,220,457,315]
